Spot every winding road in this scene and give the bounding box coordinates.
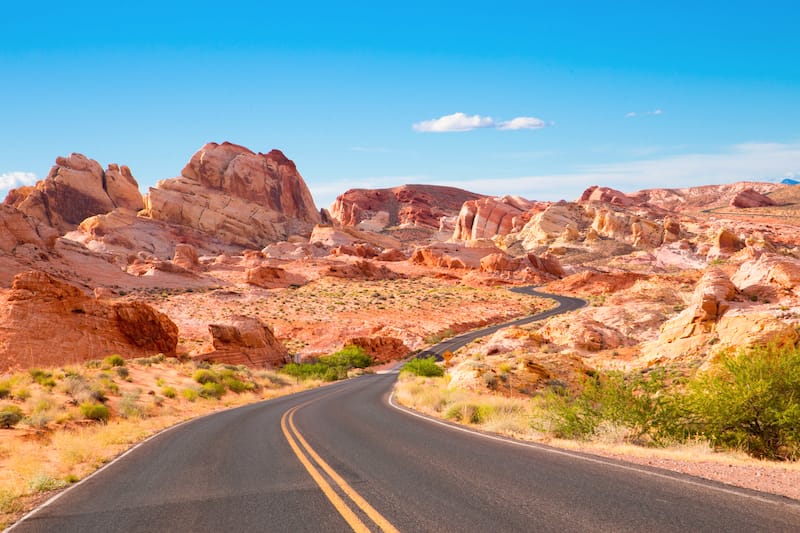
[9,289,800,532]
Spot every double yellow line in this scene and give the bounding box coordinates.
[281,404,400,533]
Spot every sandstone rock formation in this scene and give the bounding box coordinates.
[540,315,628,352]
[330,185,483,230]
[731,253,800,299]
[346,336,410,363]
[0,205,59,253]
[411,241,501,269]
[730,188,777,208]
[309,225,401,250]
[199,315,290,367]
[4,154,143,233]
[452,196,538,241]
[172,244,200,271]
[325,260,403,281]
[0,271,178,370]
[579,185,634,206]
[143,142,321,247]
[245,265,306,289]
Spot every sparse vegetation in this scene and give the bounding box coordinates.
[281,345,374,382]
[79,403,110,423]
[401,357,444,377]
[0,405,24,428]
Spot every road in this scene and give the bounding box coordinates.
[9,290,800,532]
[417,286,585,360]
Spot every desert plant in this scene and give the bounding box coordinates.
[401,357,444,377]
[115,366,130,379]
[0,405,24,428]
[28,473,68,493]
[118,392,145,419]
[103,354,126,367]
[0,381,10,399]
[181,388,199,402]
[161,386,177,399]
[318,345,373,369]
[192,369,218,384]
[28,369,56,388]
[79,403,110,423]
[198,382,226,399]
[678,344,800,460]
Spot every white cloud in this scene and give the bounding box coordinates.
[625,109,664,118]
[413,112,495,132]
[413,112,547,132]
[497,117,546,130]
[0,171,37,191]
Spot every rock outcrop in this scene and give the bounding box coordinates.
[325,260,403,281]
[330,185,483,230]
[579,185,634,206]
[143,142,321,247]
[199,315,290,367]
[346,336,410,363]
[0,271,178,370]
[4,154,143,234]
[730,188,777,208]
[0,205,59,253]
[731,254,800,299]
[452,196,538,241]
[245,265,306,289]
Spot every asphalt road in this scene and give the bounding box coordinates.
[417,286,586,360]
[9,290,800,532]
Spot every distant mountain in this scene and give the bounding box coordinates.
[781,178,799,185]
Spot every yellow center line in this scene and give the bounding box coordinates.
[287,408,401,533]
[281,407,370,533]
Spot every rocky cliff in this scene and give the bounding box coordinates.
[4,153,144,233]
[143,142,321,247]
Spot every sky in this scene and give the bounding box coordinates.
[2,1,799,209]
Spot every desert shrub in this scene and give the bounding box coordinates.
[401,357,444,377]
[0,405,24,428]
[115,366,130,379]
[12,388,30,401]
[79,402,110,423]
[541,369,675,443]
[193,369,218,384]
[103,354,126,367]
[319,345,373,369]
[118,392,145,419]
[161,386,177,399]
[223,377,253,394]
[425,328,455,345]
[199,382,226,399]
[28,369,56,388]
[181,388,199,402]
[28,473,68,493]
[61,375,90,398]
[678,345,800,460]
[0,380,10,399]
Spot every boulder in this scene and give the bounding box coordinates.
[200,315,290,367]
[0,205,59,253]
[731,253,800,298]
[172,244,200,270]
[5,153,143,233]
[143,142,321,247]
[325,260,403,281]
[0,271,178,370]
[579,185,633,206]
[245,265,306,289]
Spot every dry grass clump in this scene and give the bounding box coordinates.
[0,358,321,529]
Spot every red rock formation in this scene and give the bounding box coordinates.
[172,244,200,270]
[579,185,633,206]
[346,336,410,363]
[411,242,501,270]
[453,196,538,241]
[479,253,523,273]
[0,205,59,253]
[330,185,483,230]
[199,315,290,367]
[330,243,381,258]
[325,260,403,281]
[0,271,178,370]
[143,142,321,247]
[245,265,306,289]
[4,153,144,233]
[730,188,777,208]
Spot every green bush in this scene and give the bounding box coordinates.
[181,388,198,402]
[29,369,56,388]
[0,381,10,399]
[679,345,800,460]
[541,369,676,443]
[223,377,254,394]
[281,346,373,382]
[199,382,226,399]
[79,403,110,423]
[193,369,218,384]
[161,386,177,399]
[318,345,373,369]
[103,354,126,367]
[0,405,24,428]
[401,357,444,377]
[115,366,130,379]
[28,474,68,493]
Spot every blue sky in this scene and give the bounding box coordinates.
[2,1,799,208]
